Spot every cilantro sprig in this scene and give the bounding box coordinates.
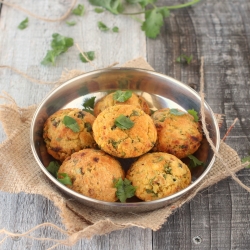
[188,155,203,168]
[89,0,200,38]
[188,109,199,122]
[47,161,72,185]
[113,90,132,102]
[79,51,95,63]
[72,4,85,16]
[18,17,29,30]
[41,33,74,66]
[62,115,80,132]
[82,96,96,114]
[115,115,134,129]
[114,178,136,202]
[169,109,186,116]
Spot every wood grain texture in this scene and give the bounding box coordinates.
[148,0,250,249]
[1,0,250,249]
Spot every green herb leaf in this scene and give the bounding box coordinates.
[242,156,250,168]
[112,26,119,32]
[114,178,136,202]
[113,90,132,102]
[47,161,60,177]
[126,0,156,8]
[98,21,110,31]
[188,109,199,122]
[79,51,95,63]
[41,33,74,66]
[66,20,77,26]
[169,109,186,116]
[188,155,203,168]
[94,7,105,13]
[176,54,193,65]
[57,173,72,185]
[18,17,29,30]
[72,4,85,16]
[89,0,124,15]
[82,96,96,109]
[62,116,80,132]
[141,8,163,39]
[115,115,134,129]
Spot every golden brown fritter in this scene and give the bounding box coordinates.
[92,105,157,158]
[43,108,96,162]
[58,148,125,202]
[93,91,150,116]
[126,152,191,201]
[152,108,202,158]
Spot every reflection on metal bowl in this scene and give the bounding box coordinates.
[30,68,220,213]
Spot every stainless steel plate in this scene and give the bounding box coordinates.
[30,68,220,213]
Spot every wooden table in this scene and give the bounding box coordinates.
[0,0,250,249]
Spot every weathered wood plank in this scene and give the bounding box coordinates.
[148,0,250,249]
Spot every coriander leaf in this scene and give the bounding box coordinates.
[170,109,186,116]
[98,21,109,31]
[57,173,72,185]
[41,33,74,66]
[79,51,95,63]
[47,161,60,177]
[114,178,136,202]
[141,8,163,39]
[112,26,119,32]
[188,155,203,168]
[94,7,105,13]
[82,96,96,109]
[18,17,29,30]
[188,109,199,122]
[115,115,134,129]
[113,90,132,102]
[66,20,77,26]
[51,33,74,52]
[62,116,80,132]
[89,0,124,15]
[176,54,193,65]
[72,4,85,16]
[242,156,250,168]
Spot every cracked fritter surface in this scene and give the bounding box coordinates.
[93,92,150,116]
[152,108,203,158]
[58,148,125,202]
[43,108,96,162]
[93,105,157,158]
[126,152,191,201]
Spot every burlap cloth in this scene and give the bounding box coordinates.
[0,58,246,247]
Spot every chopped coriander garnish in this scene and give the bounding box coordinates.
[115,115,134,129]
[66,20,77,26]
[113,90,132,102]
[62,116,80,132]
[176,54,193,65]
[47,161,60,177]
[41,33,74,66]
[114,178,136,202]
[72,4,85,16]
[57,173,72,185]
[188,109,199,122]
[79,51,95,63]
[82,96,96,109]
[188,155,203,168]
[112,26,119,33]
[169,109,186,116]
[98,21,109,31]
[18,17,29,30]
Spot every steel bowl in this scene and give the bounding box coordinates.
[30,68,220,213]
